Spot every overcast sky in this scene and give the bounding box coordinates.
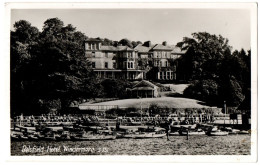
[11,9,251,51]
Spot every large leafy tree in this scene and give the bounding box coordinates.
[178,32,250,107]
[11,20,40,116]
[10,18,100,115]
[177,32,232,80]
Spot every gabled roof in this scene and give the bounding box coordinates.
[133,80,158,89]
[117,46,134,51]
[132,87,154,91]
[100,46,118,51]
[152,44,174,50]
[100,45,134,51]
[134,44,152,53]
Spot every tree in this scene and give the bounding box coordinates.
[10,18,99,115]
[178,32,249,107]
[102,38,113,46]
[119,38,133,48]
[10,20,40,116]
[131,41,143,48]
[100,79,131,98]
[183,79,219,105]
[177,32,232,80]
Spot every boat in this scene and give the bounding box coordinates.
[55,131,71,141]
[209,131,229,136]
[238,130,250,134]
[11,134,20,141]
[169,132,180,136]
[132,127,166,139]
[70,131,116,141]
[28,135,39,141]
[223,127,240,135]
[179,130,205,136]
[207,126,229,136]
[145,132,166,138]
[34,133,45,140]
[19,135,29,140]
[71,134,116,141]
[179,128,205,136]
[43,134,56,141]
[132,132,149,139]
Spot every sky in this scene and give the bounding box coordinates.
[11,9,251,51]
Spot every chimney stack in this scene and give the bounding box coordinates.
[162,41,167,46]
[144,41,151,47]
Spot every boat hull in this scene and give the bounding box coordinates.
[209,132,229,136]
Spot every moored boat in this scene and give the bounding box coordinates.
[209,131,229,136]
[169,132,180,136]
[238,130,250,134]
[207,126,229,136]
[70,131,116,141]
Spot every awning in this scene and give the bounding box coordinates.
[132,87,154,90]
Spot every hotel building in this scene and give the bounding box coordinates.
[85,38,187,81]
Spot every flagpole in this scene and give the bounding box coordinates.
[224,101,226,125]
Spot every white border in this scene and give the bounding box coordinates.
[2,1,258,164]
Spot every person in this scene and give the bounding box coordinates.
[165,119,172,141]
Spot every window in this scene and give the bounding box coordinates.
[170,72,173,80]
[105,52,108,58]
[159,61,162,67]
[128,52,132,58]
[163,72,166,79]
[105,62,108,68]
[167,72,170,80]
[158,52,161,58]
[128,62,134,69]
[159,72,162,79]
[173,65,177,72]
[154,52,157,57]
[92,52,95,57]
[165,61,168,67]
[92,62,95,68]
[167,52,170,58]
[138,61,142,66]
[148,61,153,66]
[156,61,160,67]
[113,62,116,69]
[88,44,91,50]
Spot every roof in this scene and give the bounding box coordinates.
[152,44,174,50]
[133,80,158,89]
[117,46,134,51]
[134,44,152,53]
[86,38,103,42]
[100,46,118,51]
[132,87,154,91]
[100,45,134,51]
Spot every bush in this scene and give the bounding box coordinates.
[100,79,132,98]
[183,79,218,104]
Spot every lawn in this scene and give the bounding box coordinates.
[80,97,210,109]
